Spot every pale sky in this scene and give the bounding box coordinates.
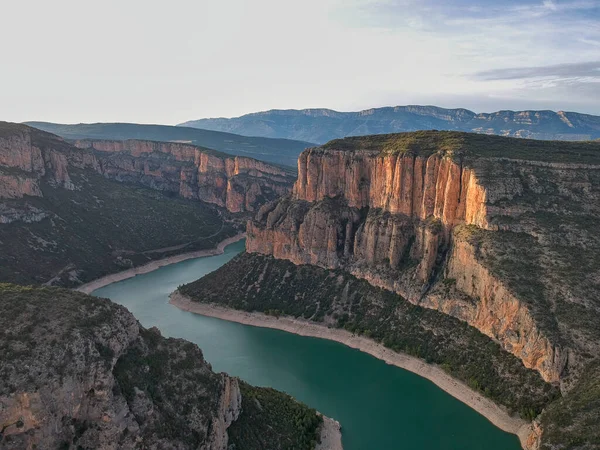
[2,0,599,124]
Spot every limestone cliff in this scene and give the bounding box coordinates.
[0,124,84,199]
[247,132,600,387]
[72,139,295,213]
[0,123,294,215]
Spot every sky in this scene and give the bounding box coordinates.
[1,0,599,124]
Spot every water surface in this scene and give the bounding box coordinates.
[93,240,520,450]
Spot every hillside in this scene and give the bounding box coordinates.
[184,131,600,449]
[0,284,326,450]
[0,122,290,286]
[25,122,313,168]
[180,106,600,144]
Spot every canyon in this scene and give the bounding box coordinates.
[247,132,600,385]
[0,122,292,286]
[233,131,600,449]
[0,123,295,214]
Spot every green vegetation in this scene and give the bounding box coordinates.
[0,169,238,287]
[540,360,600,450]
[113,327,222,446]
[323,130,600,164]
[0,283,123,395]
[228,381,323,450]
[180,252,560,419]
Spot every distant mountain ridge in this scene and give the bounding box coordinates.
[179,105,600,144]
[24,122,313,168]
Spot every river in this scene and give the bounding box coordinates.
[92,239,521,450]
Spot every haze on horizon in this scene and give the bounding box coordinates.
[2,0,599,124]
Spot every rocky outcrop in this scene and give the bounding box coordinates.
[205,376,242,450]
[0,125,79,199]
[0,284,324,450]
[73,139,295,213]
[247,132,600,385]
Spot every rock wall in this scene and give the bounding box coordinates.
[294,149,490,229]
[0,125,294,214]
[73,139,295,213]
[205,376,242,450]
[246,144,594,383]
[0,128,78,199]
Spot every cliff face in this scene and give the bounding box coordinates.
[0,123,294,215]
[73,139,295,213]
[293,150,488,229]
[247,132,600,386]
[0,126,82,200]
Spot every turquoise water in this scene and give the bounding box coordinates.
[93,240,520,450]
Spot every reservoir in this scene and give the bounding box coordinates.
[93,239,521,450]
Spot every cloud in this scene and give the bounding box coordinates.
[2,0,600,122]
[473,61,600,81]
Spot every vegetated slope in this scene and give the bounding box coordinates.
[0,284,324,450]
[193,131,599,449]
[0,122,241,286]
[180,106,600,144]
[179,252,559,420]
[25,121,313,168]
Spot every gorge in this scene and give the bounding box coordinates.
[179,131,600,450]
[0,122,294,286]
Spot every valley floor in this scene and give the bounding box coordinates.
[169,292,532,447]
[76,233,246,294]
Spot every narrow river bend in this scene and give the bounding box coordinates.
[92,240,521,450]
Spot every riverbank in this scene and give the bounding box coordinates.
[76,233,245,294]
[170,292,533,447]
[317,415,343,450]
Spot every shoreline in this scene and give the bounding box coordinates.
[317,415,343,450]
[76,233,246,294]
[170,292,533,448]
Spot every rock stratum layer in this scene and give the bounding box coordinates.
[247,132,600,390]
[72,139,295,213]
[0,284,327,450]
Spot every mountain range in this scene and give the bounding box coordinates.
[179,106,600,144]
